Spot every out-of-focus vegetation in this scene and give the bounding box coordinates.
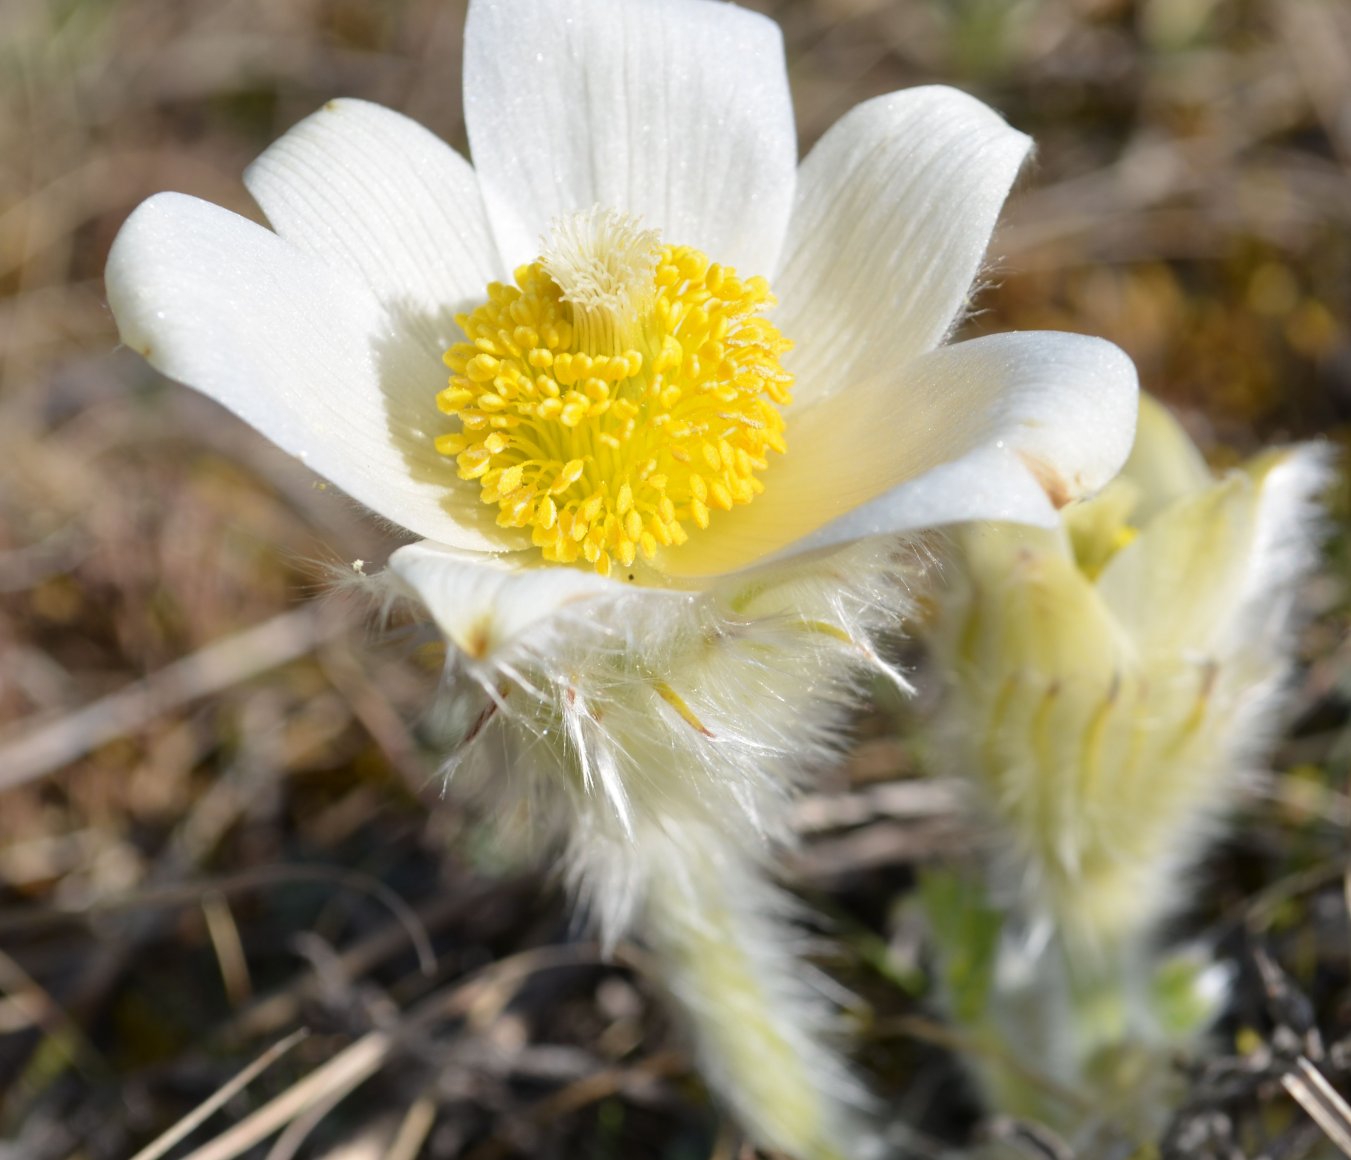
[1,0,1349,1157]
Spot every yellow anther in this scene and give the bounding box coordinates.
[656,335,684,373]
[436,216,792,575]
[553,460,585,492]
[458,448,492,479]
[466,354,499,382]
[436,433,468,456]
[505,493,533,524]
[438,387,474,412]
[497,464,524,495]
[539,496,558,530]
[579,492,605,524]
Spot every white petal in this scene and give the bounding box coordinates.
[244,98,504,336]
[389,541,619,660]
[658,331,1138,579]
[775,87,1031,408]
[463,0,796,276]
[105,192,525,553]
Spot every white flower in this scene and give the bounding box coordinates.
[927,395,1329,954]
[106,0,1135,620]
[104,0,1137,1152]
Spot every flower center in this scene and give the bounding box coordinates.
[436,208,793,578]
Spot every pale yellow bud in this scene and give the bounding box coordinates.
[928,396,1329,954]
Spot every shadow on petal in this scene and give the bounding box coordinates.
[372,296,532,553]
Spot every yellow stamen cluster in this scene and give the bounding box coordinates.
[436,217,793,577]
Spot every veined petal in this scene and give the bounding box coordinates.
[105,192,526,553]
[245,99,505,333]
[956,523,1124,678]
[775,87,1031,408]
[1095,475,1255,659]
[389,540,621,660]
[658,331,1138,579]
[463,0,795,277]
[1097,444,1330,659]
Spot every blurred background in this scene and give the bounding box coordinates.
[1,0,1349,1156]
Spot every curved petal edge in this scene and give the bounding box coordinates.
[777,86,1032,407]
[657,329,1139,578]
[389,540,623,661]
[106,191,528,554]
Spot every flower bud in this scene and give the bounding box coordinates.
[927,396,1329,953]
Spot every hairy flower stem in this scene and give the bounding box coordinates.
[922,869,1231,1156]
[638,820,861,1160]
[380,537,924,1156]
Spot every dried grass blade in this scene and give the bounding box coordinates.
[128,1029,309,1160]
[386,1095,438,1160]
[1282,1056,1351,1158]
[0,606,341,790]
[177,1029,393,1160]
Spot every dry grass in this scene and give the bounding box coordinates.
[2,0,1350,1157]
